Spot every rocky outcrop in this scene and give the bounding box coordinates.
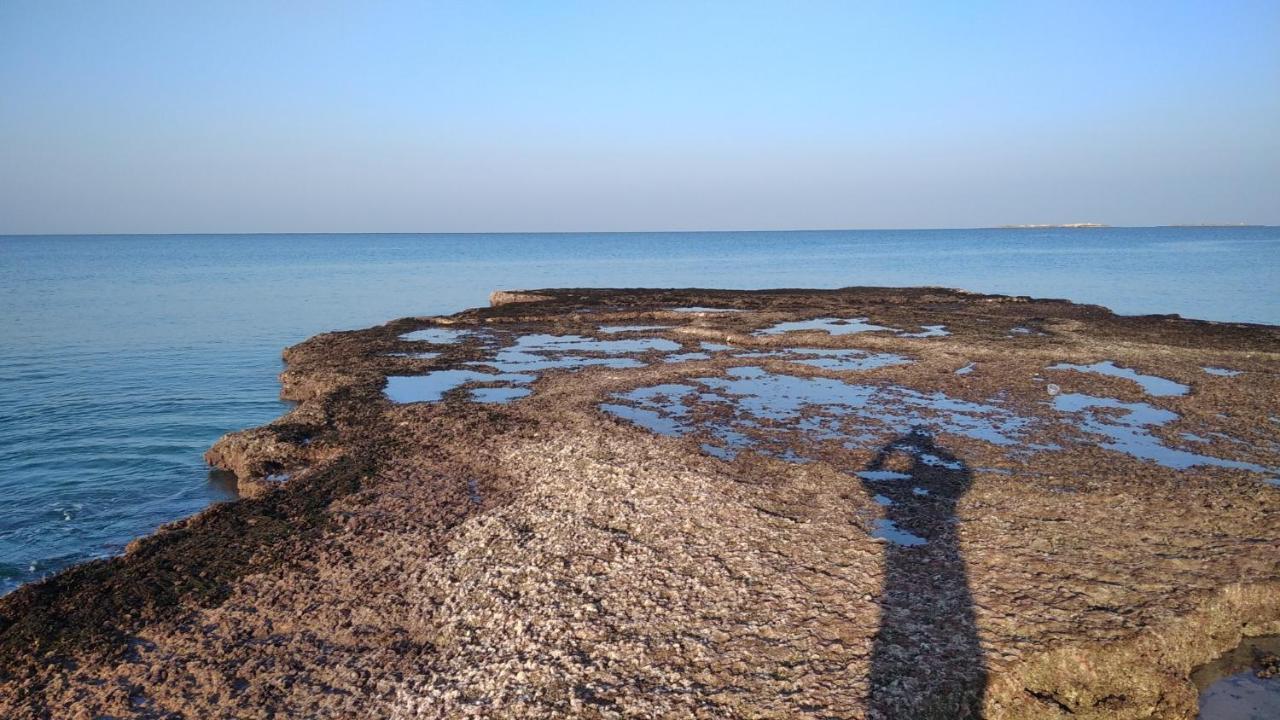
[490,289,555,306]
[1,287,1276,719]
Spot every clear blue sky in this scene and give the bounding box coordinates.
[2,1,1277,233]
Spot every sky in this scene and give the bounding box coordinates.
[1,1,1277,234]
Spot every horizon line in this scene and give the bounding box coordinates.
[2,223,1274,238]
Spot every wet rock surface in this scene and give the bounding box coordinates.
[1192,635,1280,719]
[1,287,1278,719]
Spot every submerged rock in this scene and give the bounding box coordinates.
[1,286,1278,719]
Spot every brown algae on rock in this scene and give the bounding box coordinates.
[1,286,1278,719]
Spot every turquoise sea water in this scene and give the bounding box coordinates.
[1,227,1278,594]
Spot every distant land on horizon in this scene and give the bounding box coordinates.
[997,223,1110,229]
[996,222,1267,230]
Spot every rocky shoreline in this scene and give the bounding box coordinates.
[1,287,1277,718]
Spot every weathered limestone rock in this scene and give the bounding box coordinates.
[1,287,1276,719]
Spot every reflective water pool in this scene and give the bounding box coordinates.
[1048,360,1189,396]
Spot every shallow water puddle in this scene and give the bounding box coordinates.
[400,327,472,344]
[755,317,896,336]
[599,325,674,334]
[474,333,676,373]
[509,333,679,355]
[699,443,735,460]
[871,519,927,546]
[755,317,952,340]
[603,363,1276,483]
[787,348,910,371]
[603,366,1035,464]
[385,371,536,404]
[857,470,913,481]
[919,452,964,469]
[1203,366,1243,378]
[1048,360,1189,396]
[670,306,742,313]
[389,331,682,404]
[478,352,645,372]
[901,325,950,338]
[664,352,712,363]
[599,402,691,437]
[955,363,976,375]
[1052,393,1273,474]
[469,386,532,403]
[1193,635,1280,720]
[732,348,911,371]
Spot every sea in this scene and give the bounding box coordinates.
[1,227,1278,594]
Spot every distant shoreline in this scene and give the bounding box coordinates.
[1162,223,1265,228]
[997,223,1109,229]
[996,223,1267,230]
